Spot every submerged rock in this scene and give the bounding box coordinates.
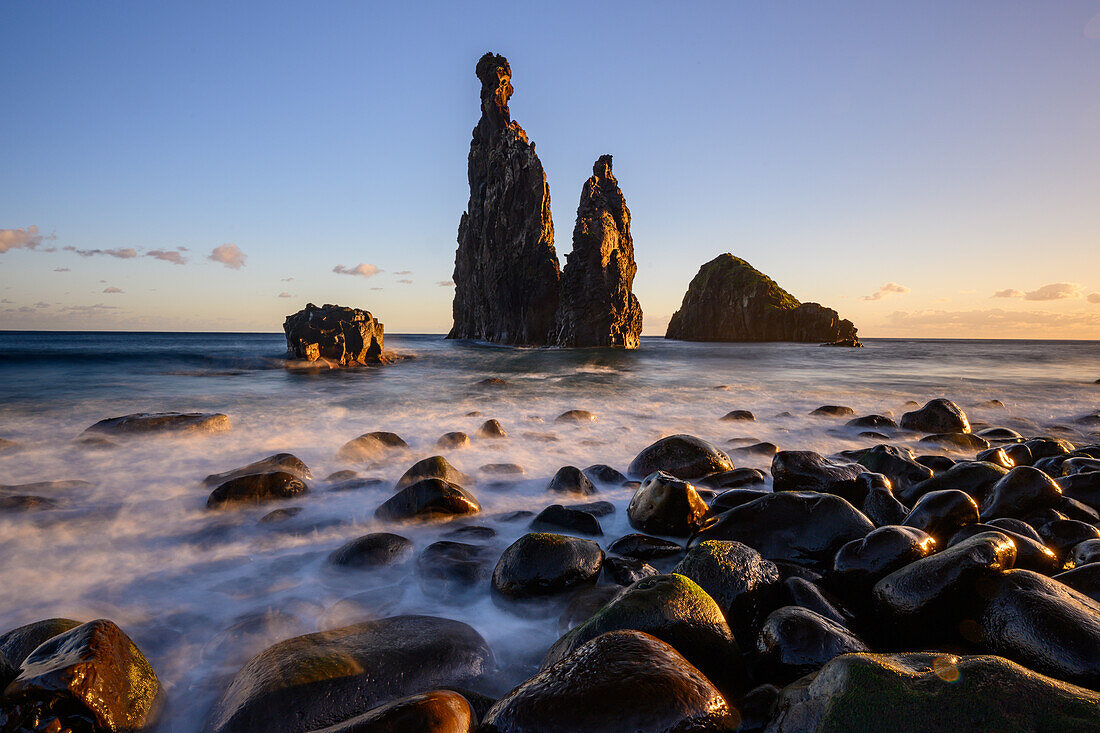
[491,533,603,599]
[767,652,1100,733]
[627,434,733,479]
[309,690,475,733]
[375,479,480,522]
[327,532,413,569]
[203,453,312,486]
[207,471,309,508]
[552,155,642,348]
[283,303,385,365]
[448,53,560,345]
[530,504,603,537]
[482,630,737,733]
[84,411,230,436]
[547,465,597,496]
[336,431,408,463]
[395,456,472,490]
[207,616,494,733]
[664,253,859,344]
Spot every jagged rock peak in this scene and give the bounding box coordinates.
[448,52,560,345]
[553,154,643,348]
[665,254,860,345]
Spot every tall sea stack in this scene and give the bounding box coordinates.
[448,53,560,345]
[553,155,642,348]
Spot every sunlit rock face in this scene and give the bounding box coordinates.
[665,254,859,344]
[552,155,643,348]
[283,303,384,366]
[448,52,560,345]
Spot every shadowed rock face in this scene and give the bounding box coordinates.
[553,155,643,348]
[283,303,384,365]
[449,53,560,345]
[665,254,859,344]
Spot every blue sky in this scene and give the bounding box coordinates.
[2,1,1099,337]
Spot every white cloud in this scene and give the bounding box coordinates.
[397,278,413,284]
[393,270,412,275]
[281,277,294,282]
[103,286,124,294]
[887,308,1100,330]
[146,248,187,265]
[1088,293,1100,304]
[53,267,70,272]
[333,263,382,278]
[1024,282,1082,301]
[992,289,1023,299]
[369,287,383,291]
[208,243,246,269]
[64,246,137,259]
[0,226,53,253]
[437,280,455,287]
[278,292,293,298]
[862,282,910,301]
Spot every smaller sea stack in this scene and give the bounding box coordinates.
[283,303,385,365]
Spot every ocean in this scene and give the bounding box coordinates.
[0,331,1096,729]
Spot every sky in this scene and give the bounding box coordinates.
[2,1,1099,338]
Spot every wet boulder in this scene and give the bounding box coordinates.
[1,619,160,733]
[919,432,990,452]
[307,690,475,733]
[375,479,480,522]
[832,525,937,594]
[976,446,1015,469]
[436,431,471,449]
[1069,539,1100,567]
[721,409,755,422]
[897,461,1009,505]
[530,504,602,537]
[336,432,408,462]
[602,556,659,586]
[626,471,708,537]
[856,445,932,490]
[417,541,495,599]
[767,652,1100,733]
[395,456,472,490]
[756,606,868,685]
[709,487,772,512]
[582,464,627,485]
[0,618,83,669]
[207,471,309,508]
[949,523,1058,574]
[846,414,897,430]
[83,411,231,436]
[627,434,733,480]
[476,419,507,438]
[542,574,746,698]
[900,398,970,434]
[607,533,683,561]
[203,453,311,486]
[1038,520,1100,561]
[1056,564,1100,604]
[698,467,766,490]
[901,489,979,543]
[207,616,494,733]
[555,410,598,424]
[857,473,911,527]
[771,451,864,502]
[327,532,413,569]
[482,630,737,733]
[981,465,1064,521]
[693,491,874,571]
[810,405,854,417]
[284,303,384,365]
[491,533,603,599]
[1059,471,1100,511]
[978,569,1100,688]
[1026,437,1075,461]
[780,577,850,626]
[547,466,597,496]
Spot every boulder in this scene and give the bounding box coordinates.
[981,465,1064,521]
[482,630,737,733]
[530,504,603,537]
[395,456,472,490]
[552,155,643,348]
[832,526,937,593]
[203,453,312,486]
[207,471,309,508]
[606,533,683,561]
[900,398,970,434]
[547,466,597,496]
[476,419,507,438]
[207,616,494,733]
[721,409,756,422]
[856,445,932,490]
[900,489,979,543]
[919,432,990,452]
[766,652,1100,733]
[306,690,475,733]
[327,532,413,569]
[627,434,733,479]
[83,411,230,436]
[283,303,384,365]
[375,479,480,522]
[491,533,603,599]
[602,556,659,586]
[436,431,471,449]
[846,414,897,430]
[626,471,709,537]
[336,432,408,462]
[897,461,1009,505]
[582,464,627,485]
[0,618,82,669]
[448,53,560,345]
[664,254,859,344]
[417,541,495,599]
[857,473,911,527]
[771,451,864,502]
[948,523,1058,574]
[756,606,869,685]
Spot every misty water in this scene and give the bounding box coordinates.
[0,332,1096,730]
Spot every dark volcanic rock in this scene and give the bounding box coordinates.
[448,53,560,345]
[435,431,471,449]
[948,523,1058,574]
[980,465,1064,521]
[310,690,475,733]
[547,465,597,496]
[857,473,911,527]
[756,606,868,685]
[603,556,659,586]
[0,618,82,669]
[626,471,709,537]
[721,409,756,422]
[417,541,495,599]
[780,577,850,625]
[664,254,859,344]
[530,504,603,537]
[901,489,980,543]
[627,434,733,479]
[772,450,864,502]
[375,479,480,522]
[607,533,683,561]
[328,532,413,569]
[395,456,472,490]
[900,398,971,434]
[832,526,937,594]
[482,630,737,733]
[203,453,312,486]
[207,616,494,733]
[283,303,385,366]
[1,619,160,733]
[766,652,1100,733]
[1057,564,1100,603]
[552,155,642,348]
[897,461,1009,505]
[810,405,854,417]
[856,445,932,490]
[847,414,898,430]
[582,464,627,485]
[84,411,230,436]
[336,431,408,463]
[491,533,603,599]
[698,467,767,490]
[919,432,990,452]
[693,491,874,571]
[207,471,309,508]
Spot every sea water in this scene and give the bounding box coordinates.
[0,332,1096,729]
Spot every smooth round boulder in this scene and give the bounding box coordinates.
[981,466,1064,521]
[693,491,874,571]
[395,456,472,490]
[1069,539,1100,568]
[491,533,603,599]
[0,618,83,669]
[476,419,507,438]
[328,532,413,569]
[207,616,494,733]
[626,471,708,537]
[207,471,309,508]
[542,574,746,698]
[203,453,312,486]
[832,525,937,592]
[603,556,659,586]
[547,466,597,496]
[436,431,471,449]
[721,409,755,422]
[698,467,767,490]
[949,523,1058,574]
[901,489,979,543]
[900,398,970,434]
[83,411,230,435]
[919,432,990,452]
[756,606,869,685]
[482,630,737,733]
[417,541,495,599]
[582,464,627,485]
[530,504,603,537]
[810,405,854,417]
[555,410,597,424]
[856,445,932,490]
[336,432,408,462]
[607,533,683,561]
[846,414,898,429]
[1038,519,1100,560]
[627,434,733,480]
[857,473,911,527]
[771,451,864,502]
[709,487,772,512]
[781,577,850,625]
[308,690,475,733]
[897,461,1008,505]
[375,479,480,522]
[1056,564,1100,604]
[1026,437,1075,461]
[976,446,1015,469]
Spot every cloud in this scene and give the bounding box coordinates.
[53,267,70,272]
[33,302,50,309]
[369,287,383,291]
[1024,282,1081,301]
[333,263,382,278]
[278,292,293,298]
[281,277,294,282]
[1089,293,1100,304]
[862,282,910,301]
[146,248,187,265]
[103,286,124,294]
[208,243,246,269]
[886,308,1100,332]
[64,246,137,259]
[437,280,455,287]
[0,226,53,253]
[397,278,413,284]
[992,289,1023,299]
[393,270,412,275]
